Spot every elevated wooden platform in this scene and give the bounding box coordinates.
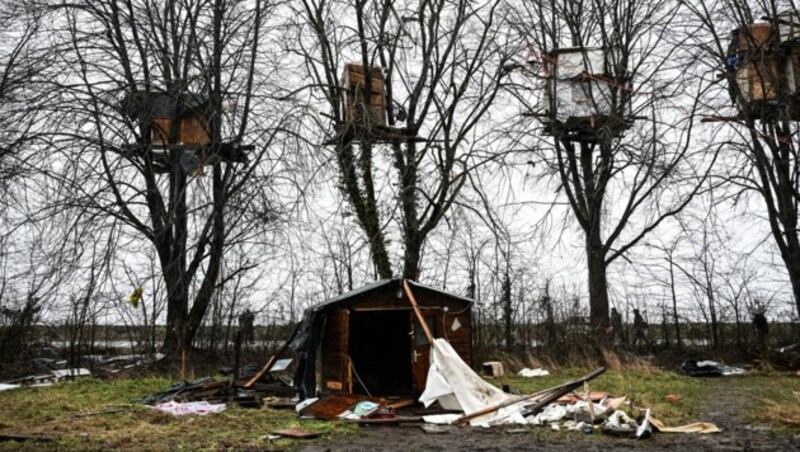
[322,123,425,146]
[535,114,634,142]
[120,142,253,173]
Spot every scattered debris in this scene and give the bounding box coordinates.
[0,383,21,392]
[650,417,722,434]
[482,361,505,378]
[299,393,387,421]
[153,400,226,416]
[682,360,746,377]
[518,368,550,378]
[420,424,453,434]
[271,429,320,439]
[2,367,92,387]
[602,410,639,437]
[665,394,682,401]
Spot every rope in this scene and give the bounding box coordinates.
[348,356,372,397]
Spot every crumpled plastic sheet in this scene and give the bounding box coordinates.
[0,383,21,392]
[528,403,568,425]
[567,400,607,417]
[602,409,651,439]
[696,360,746,376]
[154,400,226,416]
[419,339,522,426]
[517,368,550,378]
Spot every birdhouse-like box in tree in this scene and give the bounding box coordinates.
[727,14,800,119]
[341,64,386,128]
[124,91,211,145]
[536,47,633,140]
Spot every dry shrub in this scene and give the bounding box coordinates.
[760,394,800,428]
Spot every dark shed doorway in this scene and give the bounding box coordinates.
[348,309,412,396]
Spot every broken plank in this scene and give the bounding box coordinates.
[300,393,386,420]
[271,429,320,439]
[342,416,423,424]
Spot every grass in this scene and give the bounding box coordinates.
[1,370,798,449]
[0,377,357,450]
[738,373,800,430]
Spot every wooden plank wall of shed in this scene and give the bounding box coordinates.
[416,289,473,367]
[321,309,349,392]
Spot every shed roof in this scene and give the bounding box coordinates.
[122,91,209,120]
[309,277,474,312]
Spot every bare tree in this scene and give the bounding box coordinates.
[508,0,716,333]
[287,0,514,280]
[0,2,53,189]
[39,0,293,354]
[681,1,800,320]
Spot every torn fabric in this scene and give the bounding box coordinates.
[419,339,522,426]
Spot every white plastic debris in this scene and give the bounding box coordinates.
[419,339,514,426]
[517,368,550,378]
[636,408,653,439]
[0,383,21,392]
[528,403,568,425]
[696,360,746,376]
[154,401,226,416]
[50,368,92,379]
[295,397,318,413]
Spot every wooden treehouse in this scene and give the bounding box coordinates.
[122,91,252,174]
[726,12,800,120]
[533,47,634,141]
[327,64,420,145]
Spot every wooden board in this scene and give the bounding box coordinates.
[411,312,436,395]
[342,64,386,128]
[299,393,385,420]
[271,429,320,439]
[738,23,773,51]
[180,115,210,145]
[321,309,349,394]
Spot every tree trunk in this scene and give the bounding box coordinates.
[786,248,800,321]
[587,233,609,332]
[669,257,682,348]
[502,271,513,351]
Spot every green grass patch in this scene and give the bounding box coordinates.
[0,377,356,450]
[739,373,800,430]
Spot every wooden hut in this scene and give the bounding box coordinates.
[124,91,211,145]
[122,91,251,171]
[536,47,633,140]
[341,64,387,128]
[290,278,474,399]
[727,13,800,119]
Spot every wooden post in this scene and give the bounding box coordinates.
[403,280,434,343]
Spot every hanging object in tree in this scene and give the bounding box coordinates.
[129,287,143,309]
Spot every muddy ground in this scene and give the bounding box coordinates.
[300,379,800,451]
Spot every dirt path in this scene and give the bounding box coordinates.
[299,380,800,451]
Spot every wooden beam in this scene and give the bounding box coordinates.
[243,355,276,389]
[403,280,434,343]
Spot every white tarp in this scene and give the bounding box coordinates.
[418,339,527,426]
[154,401,226,416]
